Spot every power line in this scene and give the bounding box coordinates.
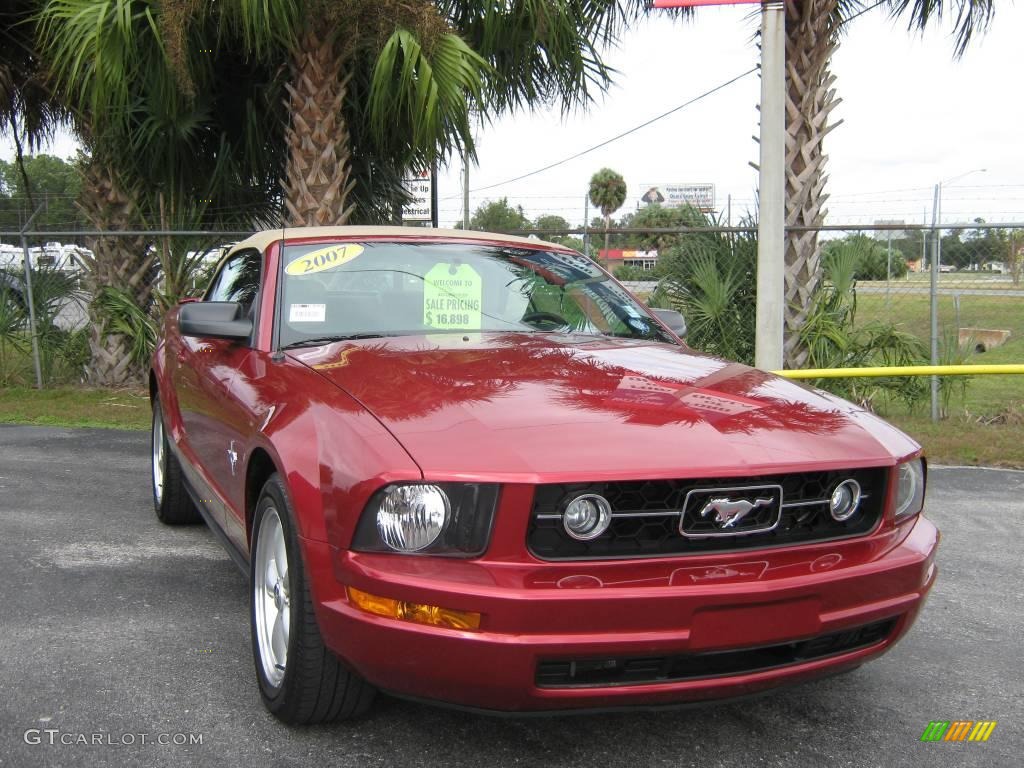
[457,67,758,196]
[451,0,897,200]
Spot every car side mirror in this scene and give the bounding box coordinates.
[650,308,687,339]
[179,301,253,341]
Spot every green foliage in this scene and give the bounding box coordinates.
[0,154,86,232]
[38,0,286,230]
[534,214,570,234]
[587,168,627,217]
[800,255,929,410]
[0,278,28,385]
[370,29,486,162]
[468,197,529,232]
[650,214,757,365]
[626,204,709,254]
[0,265,90,385]
[937,328,973,418]
[534,215,585,250]
[558,235,587,254]
[822,234,909,281]
[613,265,652,281]
[93,286,158,371]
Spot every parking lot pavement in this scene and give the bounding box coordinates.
[0,425,1020,768]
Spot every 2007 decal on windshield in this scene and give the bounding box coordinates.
[285,244,364,276]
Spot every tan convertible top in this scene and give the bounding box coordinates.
[228,226,568,256]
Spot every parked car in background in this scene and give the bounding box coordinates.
[0,269,27,312]
[150,227,937,723]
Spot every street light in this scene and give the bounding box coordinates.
[929,167,986,422]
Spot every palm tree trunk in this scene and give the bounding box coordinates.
[603,213,611,258]
[782,0,841,368]
[77,161,153,385]
[282,24,356,226]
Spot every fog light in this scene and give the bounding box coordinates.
[375,484,449,552]
[563,494,612,540]
[347,587,481,630]
[829,479,862,521]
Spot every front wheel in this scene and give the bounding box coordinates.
[250,474,375,724]
[151,400,200,525]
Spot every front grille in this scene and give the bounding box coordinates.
[528,468,887,560]
[535,619,896,688]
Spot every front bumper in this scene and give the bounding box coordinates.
[302,513,938,713]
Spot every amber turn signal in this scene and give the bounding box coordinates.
[346,587,481,631]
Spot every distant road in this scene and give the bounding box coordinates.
[858,286,1023,298]
[623,280,1022,299]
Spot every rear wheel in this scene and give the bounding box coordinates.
[251,474,375,724]
[151,400,200,525]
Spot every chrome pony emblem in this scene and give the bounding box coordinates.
[699,497,774,528]
[680,484,783,539]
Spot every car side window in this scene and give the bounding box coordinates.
[205,250,263,312]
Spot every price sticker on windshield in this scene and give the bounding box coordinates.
[285,244,364,276]
[423,263,482,330]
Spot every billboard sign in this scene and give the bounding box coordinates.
[402,170,433,222]
[639,183,715,212]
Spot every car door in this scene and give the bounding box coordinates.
[173,249,263,530]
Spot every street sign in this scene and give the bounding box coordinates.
[402,170,433,223]
[639,183,715,211]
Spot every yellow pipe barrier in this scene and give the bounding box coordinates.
[774,364,1024,380]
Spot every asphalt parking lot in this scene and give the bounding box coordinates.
[1,425,1020,767]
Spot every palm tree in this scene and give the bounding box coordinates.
[210,1,666,227]
[778,0,996,367]
[0,0,67,216]
[588,168,628,257]
[33,1,670,381]
[38,0,284,384]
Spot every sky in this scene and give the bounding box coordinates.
[5,3,1022,231]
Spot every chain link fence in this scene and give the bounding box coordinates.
[1,224,1021,418]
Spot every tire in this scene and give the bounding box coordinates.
[250,473,375,724]
[151,400,201,525]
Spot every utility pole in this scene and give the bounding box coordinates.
[20,204,45,389]
[430,163,439,228]
[754,1,786,370]
[583,195,590,258]
[929,184,941,422]
[886,230,893,319]
[462,159,470,229]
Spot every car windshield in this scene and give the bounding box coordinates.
[277,241,675,348]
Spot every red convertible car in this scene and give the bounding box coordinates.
[150,227,937,723]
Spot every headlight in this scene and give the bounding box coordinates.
[375,485,449,552]
[894,459,926,520]
[353,483,500,556]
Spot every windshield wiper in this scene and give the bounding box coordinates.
[280,333,390,350]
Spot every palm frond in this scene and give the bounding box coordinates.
[93,285,157,370]
[370,28,487,163]
[887,0,996,56]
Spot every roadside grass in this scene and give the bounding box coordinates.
[0,387,150,430]
[882,411,1024,468]
[855,291,1024,416]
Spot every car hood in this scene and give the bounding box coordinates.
[289,334,918,481]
